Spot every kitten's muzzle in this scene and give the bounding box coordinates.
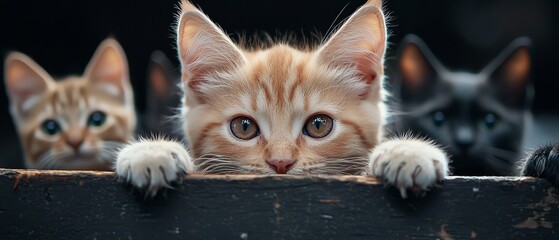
[67,138,84,152]
[455,126,475,150]
[267,159,296,174]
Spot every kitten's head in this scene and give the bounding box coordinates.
[177,0,387,175]
[4,38,136,170]
[393,34,532,175]
[144,51,181,137]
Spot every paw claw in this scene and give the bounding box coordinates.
[115,139,193,196]
[368,138,449,198]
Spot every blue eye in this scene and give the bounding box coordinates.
[483,113,497,129]
[41,119,61,135]
[88,111,106,127]
[432,111,445,127]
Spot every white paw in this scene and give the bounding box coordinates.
[115,138,193,196]
[367,138,449,198]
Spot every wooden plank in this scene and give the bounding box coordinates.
[0,168,557,239]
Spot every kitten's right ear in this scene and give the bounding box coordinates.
[177,1,245,106]
[397,34,441,98]
[4,52,53,115]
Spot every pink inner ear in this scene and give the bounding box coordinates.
[86,41,129,98]
[187,75,200,92]
[150,66,168,98]
[93,53,124,80]
[17,87,38,99]
[184,72,207,104]
[355,53,378,99]
[189,76,216,104]
[400,45,429,89]
[91,66,125,97]
[104,67,124,82]
[6,59,50,107]
[11,85,44,109]
[357,73,377,100]
[503,49,530,88]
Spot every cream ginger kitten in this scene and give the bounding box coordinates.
[4,39,136,170]
[116,0,449,198]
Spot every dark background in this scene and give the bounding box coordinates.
[0,0,557,168]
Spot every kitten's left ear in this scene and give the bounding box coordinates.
[84,38,132,104]
[484,37,532,109]
[315,0,386,100]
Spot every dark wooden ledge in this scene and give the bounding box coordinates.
[1,169,558,239]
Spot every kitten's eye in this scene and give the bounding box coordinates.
[432,111,446,127]
[230,116,260,140]
[88,111,107,127]
[303,114,334,138]
[41,119,61,136]
[483,113,498,129]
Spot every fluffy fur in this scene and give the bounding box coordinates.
[116,0,449,198]
[522,143,559,185]
[4,38,136,170]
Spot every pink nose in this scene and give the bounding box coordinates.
[67,138,84,152]
[267,159,295,174]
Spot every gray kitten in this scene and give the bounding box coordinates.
[391,34,532,176]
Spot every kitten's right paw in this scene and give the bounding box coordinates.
[115,139,193,196]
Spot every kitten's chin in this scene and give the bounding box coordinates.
[193,155,368,175]
[195,165,364,175]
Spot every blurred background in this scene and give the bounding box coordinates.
[0,0,557,168]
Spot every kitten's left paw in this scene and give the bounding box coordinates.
[367,138,449,198]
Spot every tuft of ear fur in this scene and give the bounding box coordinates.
[84,38,132,104]
[315,0,386,100]
[177,1,245,106]
[4,52,54,118]
[483,37,532,109]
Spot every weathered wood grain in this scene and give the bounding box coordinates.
[0,168,557,239]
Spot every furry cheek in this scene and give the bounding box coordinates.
[197,125,266,162]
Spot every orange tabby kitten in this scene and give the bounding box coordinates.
[116,0,449,198]
[4,38,136,170]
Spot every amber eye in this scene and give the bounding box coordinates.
[303,114,334,138]
[230,116,260,140]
